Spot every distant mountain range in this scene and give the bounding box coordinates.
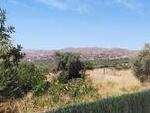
[23,47,137,61]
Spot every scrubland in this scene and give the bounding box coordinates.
[1,68,149,113]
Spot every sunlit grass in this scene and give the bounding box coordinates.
[87,69,149,98]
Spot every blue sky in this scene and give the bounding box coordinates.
[0,0,150,50]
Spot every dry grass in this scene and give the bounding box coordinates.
[86,68,150,98]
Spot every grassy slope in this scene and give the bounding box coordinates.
[47,89,150,113]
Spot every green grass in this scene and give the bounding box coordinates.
[46,90,150,113]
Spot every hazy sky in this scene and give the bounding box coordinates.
[0,0,150,50]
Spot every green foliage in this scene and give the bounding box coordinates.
[46,90,150,113]
[88,58,130,70]
[34,59,55,74]
[0,61,49,97]
[54,52,85,83]
[57,71,69,83]
[0,8,25,98]
[83,61,94,70]
[0,9,48,98]
[48,78,97,104]
[33,57,130,76]
[33,80,49,96]
[0,65,21,97]
[132,44,150,82]
[18,62,49,96]
[66,78,96,98]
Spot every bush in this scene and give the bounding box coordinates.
[18,62,49,96]
[0,61,49,98]
[47,78,98,104]
[57,71,69,83]
[46,90,150,113]
[83,61,94,70]
[132,44,150,82]
[67,78,96,98]
[0,64,21,97]
[34,59,55,74]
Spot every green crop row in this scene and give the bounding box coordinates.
[46,90,150,113]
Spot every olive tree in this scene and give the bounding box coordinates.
[132,43,150,82]
[54,52,85,83]
[0,8,25,97]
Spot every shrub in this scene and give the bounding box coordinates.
[57,71,69,83]
[67,78,96,98]
[34,59,55,74]
[131,44,150,82]
[0,64,21,97]
[18,62,49,96]
[83,61,94,70]
[47,78,98,105]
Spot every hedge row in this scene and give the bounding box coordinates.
[46,90,150,113]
